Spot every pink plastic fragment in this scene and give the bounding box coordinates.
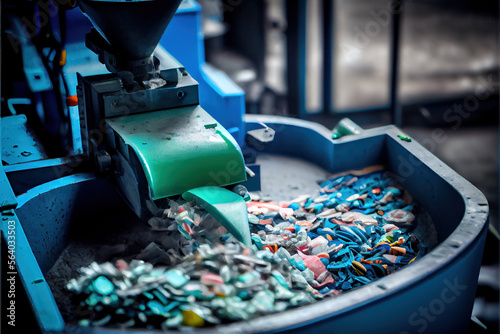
[383,254,398,263]
[298,251,327,279]
[246,201,282,211]
[314,272,335,288]
[383,223,399,233]
[330,218,363,230]
[279,208,294,220]
[247,206,268,215]
[200,273,224,286]
[258,218,273,225]
[385,209,415,224]
[115,259,130,271]
[309,236,329,255]
[340,211,378,226]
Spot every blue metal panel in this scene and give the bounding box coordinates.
[1,210,65,332]
[0,170,17,211]
[63,9,108,155]
[160,0,246,144]
[2,115,48,165]
[0,106,18,211]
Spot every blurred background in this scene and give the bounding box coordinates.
[197,0,499,332]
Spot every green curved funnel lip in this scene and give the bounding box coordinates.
[182,187,252,247]
[106,105,247,201]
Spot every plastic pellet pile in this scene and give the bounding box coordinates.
[66,169,424,329]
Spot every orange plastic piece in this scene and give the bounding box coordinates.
[361,259,382,264]
[263,244,278,253]
[67,95,78,107]
[59,49,67,67]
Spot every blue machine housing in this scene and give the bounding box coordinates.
[161,0,246,145]
[61,0,245,155]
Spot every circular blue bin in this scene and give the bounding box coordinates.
[7,117,489,334]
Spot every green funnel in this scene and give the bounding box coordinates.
[77,0,182,61]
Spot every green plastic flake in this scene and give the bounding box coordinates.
[331,130,342,139]
[300,268,315,283]
[331,118,363,139]
[152,290,169,305]
[147,300,166,315]
[272,280,294,300]
[85,293,100,306]
[93,276,114,296]
[248,214,259,225]
[138,312,147,323]
[290,291,314,307]
[142,291,154,300]
[397,134,412,142]
[92,314,112,327]
[78,319,91,327]
[223,297,251,321]
[251,290,275,313]
[251,235,264,250]
[271,271,290,290]
[102,294,118,306]
[291,270,309,288]
[164,301,180,313]
[164,269,189,289]
[164,310,183,328]
[237,271,259,284]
